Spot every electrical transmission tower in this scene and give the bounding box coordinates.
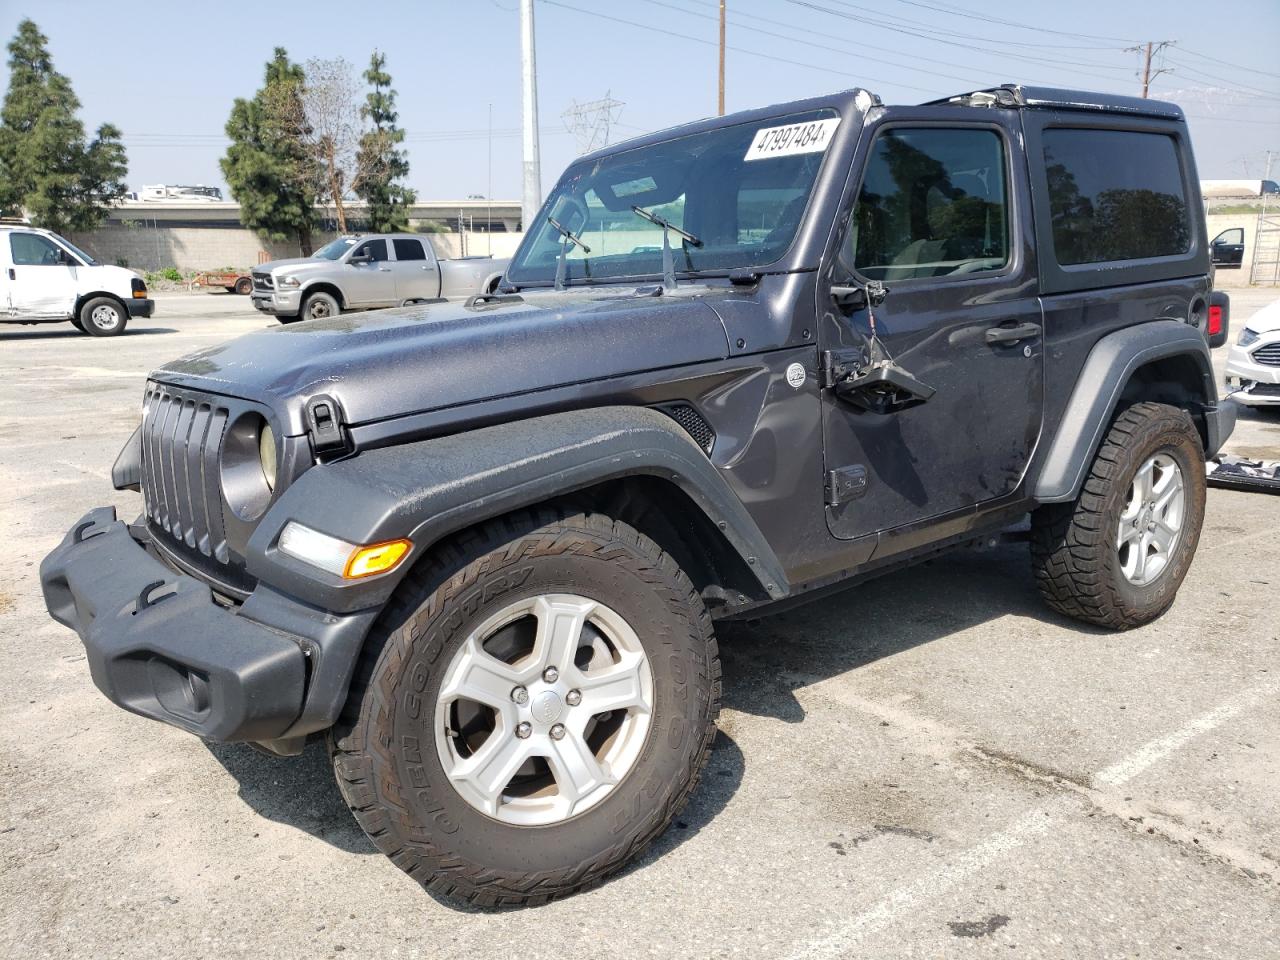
[562,92,625,155]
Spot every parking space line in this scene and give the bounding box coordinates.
[782,677,1278,960]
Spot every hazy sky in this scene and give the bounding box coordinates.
[2,0,1277,199]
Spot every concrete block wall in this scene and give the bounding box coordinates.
[66,223,524,273]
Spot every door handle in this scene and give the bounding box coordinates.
[985,322,1041,345]
[377,266,391,272]
[7,268,13,281]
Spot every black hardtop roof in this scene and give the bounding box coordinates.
[575,88,878,164]
[926,84,1185,120]
[571,83,1183,167]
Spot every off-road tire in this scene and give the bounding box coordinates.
[1030,401,1206,629]
[299,291,340,322]
[79,296,128,337]
[328,507,721,906]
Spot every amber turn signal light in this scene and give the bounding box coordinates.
[343,539,412,579]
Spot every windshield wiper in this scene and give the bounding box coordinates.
[631,205,702,291]
[548,216,591,291]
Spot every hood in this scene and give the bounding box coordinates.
[1242,299,1280,335]
[255,256,323,273]
[153,289,732,434]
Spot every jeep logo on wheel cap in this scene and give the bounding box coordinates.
[531,690,564,724]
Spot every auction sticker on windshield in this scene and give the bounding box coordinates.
[744,117,841,161]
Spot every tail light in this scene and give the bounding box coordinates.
[1207,304,1223,337]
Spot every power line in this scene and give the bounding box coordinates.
[636,0,986,86]
[537,0,940,94]
[1175,46,1280,82]
[881,0,1138,46]
[785,0,1136,76]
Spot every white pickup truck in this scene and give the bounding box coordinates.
[0,224,153,336]
[250,233,509,324]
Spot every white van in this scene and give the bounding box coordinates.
[0,224,153,336]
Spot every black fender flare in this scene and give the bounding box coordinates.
[1032,320,1231,503]
[246,406,788,614]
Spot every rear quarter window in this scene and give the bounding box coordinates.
[1042,128,1190,265]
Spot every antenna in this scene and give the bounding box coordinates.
[561,92,625,155]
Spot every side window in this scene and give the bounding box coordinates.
[352,239,388,262]
[393,238,427,261]
[1213,228,1244,246]
[1042,128,1189,265]
[847,127,1009,282]
[10,233,64,266]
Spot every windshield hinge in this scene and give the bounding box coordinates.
[820,349,865,389]
[304,394,347,454]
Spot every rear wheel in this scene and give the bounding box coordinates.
[329,507,720,906]
[79,297,127,337]
[1030,401,1206,629]
[234,277,253,295]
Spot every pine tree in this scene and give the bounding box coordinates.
[221,48,320,254]
[355,52,415,233]
[0,19,128,232]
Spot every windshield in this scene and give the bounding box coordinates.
[506,109,840,285]
[313,237,358,260]
[52,234,98,266]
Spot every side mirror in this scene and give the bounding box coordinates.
[349,251,371,264]
[57,249,76,265]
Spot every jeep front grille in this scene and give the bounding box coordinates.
[1252,342,1280,367]
[141,386,230,564]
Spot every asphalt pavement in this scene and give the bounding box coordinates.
[1,289,1277,959]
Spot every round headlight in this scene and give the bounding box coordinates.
[259,421,277,491]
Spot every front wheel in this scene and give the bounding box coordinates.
[329,508,720,906]
[79,297,128,337]
[1031,401,1207,629]
[300,291,340,322]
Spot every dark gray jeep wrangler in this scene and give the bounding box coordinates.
[41,85,1235,906]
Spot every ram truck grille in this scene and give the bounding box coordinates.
[252,272,274,291]
[141,385,231,565]
[1252,342,1280,367]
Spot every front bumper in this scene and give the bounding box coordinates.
[251,289,301,316]
[127,298,154,319]
[1225,337,1280,406]
[40,507,307,742]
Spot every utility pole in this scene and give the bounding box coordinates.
[1131,40,1174,98]
[520,0,542,232]
[718,1,726,116]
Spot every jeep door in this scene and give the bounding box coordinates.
[342,238,394,307]
[388,237,442,301]
[1209,227,1245,268]
[6,231,79,318]
[819,108,1044,544]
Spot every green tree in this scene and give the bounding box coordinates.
[221,48,319,254]
[354,51,415,232]
[0,19,128,232]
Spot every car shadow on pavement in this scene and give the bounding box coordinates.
[717,541,1105,724]
[0,327,180,341]
[198,542,1075,907]
[200,724,749,894]
[204,738,375,855]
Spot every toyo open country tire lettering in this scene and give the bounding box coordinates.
[1030,402,1207,630]
[328,506,720,906]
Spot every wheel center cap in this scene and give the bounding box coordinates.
[531,690,564,724]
